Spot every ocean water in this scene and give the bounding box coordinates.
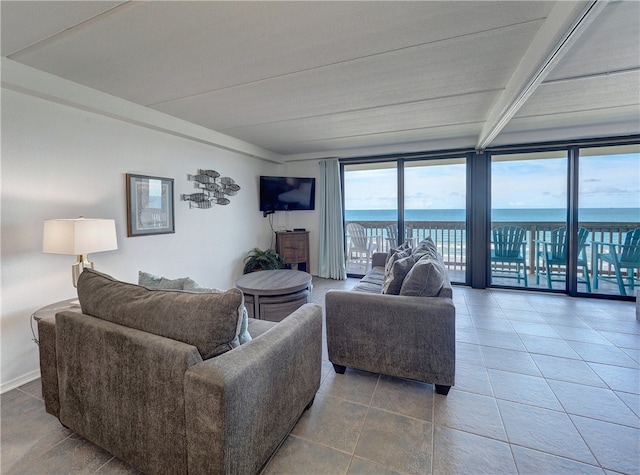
[345,208,639,223]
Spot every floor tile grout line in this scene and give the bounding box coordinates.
[507,441,606,473]
[564,412,608,471]
[93,457,117,474]
[537,365,640,429]
[15,386,44,402]
[346,375,379,473]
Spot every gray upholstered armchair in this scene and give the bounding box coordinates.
[38,269,323,474]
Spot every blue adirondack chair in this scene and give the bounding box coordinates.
[535,227,591,292]
[593,227,640,296]
[491,225,528,286]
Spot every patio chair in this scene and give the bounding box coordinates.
[346,223,381,270]
[535,227,591,292]
[593,227,640,296]
[385,224,416,250]
[491,225,528,286]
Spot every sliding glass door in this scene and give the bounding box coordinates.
[404,158,467,282]
[490,152,568,290]
[343,156,468,282]
[579,144,640,296]
[343,162,397,274]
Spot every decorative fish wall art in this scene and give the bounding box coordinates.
[180,169,240,208]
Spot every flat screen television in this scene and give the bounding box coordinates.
[260,176,316,214]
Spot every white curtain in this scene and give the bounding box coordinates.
[318,159,347,280]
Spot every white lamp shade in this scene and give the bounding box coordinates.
[43,218,118,255]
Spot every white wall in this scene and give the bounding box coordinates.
[280,160,323,273]
[0,88,286,392]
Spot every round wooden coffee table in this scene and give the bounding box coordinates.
[235,269,312,322]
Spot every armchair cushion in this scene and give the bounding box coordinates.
[78,269,244,359]
[182,280,252,345]
[139,271,251,344]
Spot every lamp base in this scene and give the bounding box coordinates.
[72,255,94,287]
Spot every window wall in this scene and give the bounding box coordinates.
[341,136,639,299]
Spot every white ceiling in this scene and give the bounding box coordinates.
[2,1,639,161]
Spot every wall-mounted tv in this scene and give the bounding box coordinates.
[260,176,316,215]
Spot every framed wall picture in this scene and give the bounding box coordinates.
[126,174,175,237]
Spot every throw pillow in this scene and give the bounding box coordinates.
[412,236,438,261]
[399,256,446,297]
[381,255,415,295]
[182,280,252,345]
[138,271,189,290]
[384,246,412,277]
[79,269,244,359]
[389,241,412,256]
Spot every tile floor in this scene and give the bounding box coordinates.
[2,278,638,474]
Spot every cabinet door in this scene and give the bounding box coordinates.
[296,235,308,260]
[280,235,297,262]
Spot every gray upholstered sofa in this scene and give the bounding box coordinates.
[326,238,455,395]
[38,269,322,475]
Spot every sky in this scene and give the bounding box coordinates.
[344,154,640,211]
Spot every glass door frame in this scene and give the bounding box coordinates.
[341,151,472,285]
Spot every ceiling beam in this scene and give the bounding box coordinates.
[1,58,283,163]
[476,0,608,150]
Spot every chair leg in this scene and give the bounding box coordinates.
[627,268,636,291]
[546,263,552,289]
[583,264,591,293]
[614,267,627,296]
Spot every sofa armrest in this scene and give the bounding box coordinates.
[371,252,389,268]
[183,303,323,475]
[325,290,455,386]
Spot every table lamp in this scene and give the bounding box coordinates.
[43,217,118,286]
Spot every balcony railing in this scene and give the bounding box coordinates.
[345,220,640,294]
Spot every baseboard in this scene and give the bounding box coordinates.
[0,369,41,394]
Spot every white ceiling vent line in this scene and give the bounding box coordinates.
[476,0,608,151]
[7,1,138,60]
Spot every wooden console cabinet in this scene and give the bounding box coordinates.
[276,231,310,272]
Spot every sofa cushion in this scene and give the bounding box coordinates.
[78,269,244,359]
[399,256,447,297]
[381,255,415,295]
[359,266,386,285]
[351,281,384,293]
[138,271,190,290]
[182,280,252,345]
